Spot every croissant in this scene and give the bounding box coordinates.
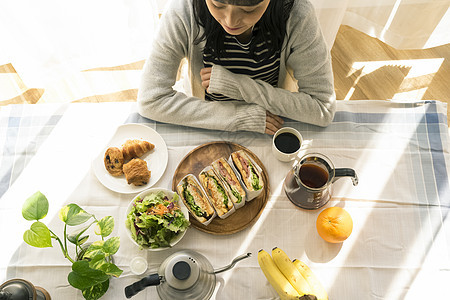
[121,139,155,161]
[123,158,151,186]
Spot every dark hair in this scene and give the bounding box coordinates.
[213,0,265,5]
[193,0,295,61]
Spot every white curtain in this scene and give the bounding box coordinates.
[0,0,448,87]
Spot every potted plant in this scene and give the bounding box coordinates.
[21,191,123,300]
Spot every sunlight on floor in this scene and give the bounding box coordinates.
[344,58,444,101]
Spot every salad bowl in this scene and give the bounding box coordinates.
[125,188,190,251]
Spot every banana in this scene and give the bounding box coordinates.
[293,259,328,300]
[272,247,313,296]
[257,249,301,300]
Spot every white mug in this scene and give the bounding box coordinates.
[272,127,303,162]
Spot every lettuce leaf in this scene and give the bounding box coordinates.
[249,164,262,190]
[125,191,190,249]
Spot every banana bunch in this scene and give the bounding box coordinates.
[257,248,328,300]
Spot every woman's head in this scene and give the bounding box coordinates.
[193,0,295,61]
[205,0,270,37]
[213,0,265,5]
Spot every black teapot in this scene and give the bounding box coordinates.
[0,279,50,300]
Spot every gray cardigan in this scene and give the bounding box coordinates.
[137,0,336,134]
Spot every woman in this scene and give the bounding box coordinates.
[137,0,335,135]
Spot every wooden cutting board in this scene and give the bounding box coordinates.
[172,141,270,235]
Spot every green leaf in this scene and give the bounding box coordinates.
[88,254,107,270]
[78,235,89,246]
[59,204,92,226]
[68,224,93,245]
[82,237,120,260]
[23,221,52,248]
[99,263,123,278]
[87,254,122,277]
[22,191,49,221]
[82,280,109,300]
[103,237,120,256]
[68,234,89,246]
[82,241,104,259]
[95,216,114,238]
[68,261,109,290]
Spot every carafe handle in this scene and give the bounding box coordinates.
[334,168,358,186]
[124,274,161,298]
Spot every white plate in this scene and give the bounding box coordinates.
[92,124,168,194]
[125,188,189,251]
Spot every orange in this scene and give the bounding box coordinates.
[316,207,353,243]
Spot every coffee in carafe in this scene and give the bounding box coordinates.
[298,164,329,189]
[284,153,358,209]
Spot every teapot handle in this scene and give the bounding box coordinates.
[124,274,161,298]
[334,168,359,186]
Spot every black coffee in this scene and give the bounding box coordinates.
[299,164,329,188]
[274,132,300,154]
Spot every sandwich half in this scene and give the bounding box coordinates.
[231,150,264,191]
[211,157,246,206]
[198,168,234,217]
[176,174,215,224]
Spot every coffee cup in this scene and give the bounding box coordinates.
[272,127,303,162]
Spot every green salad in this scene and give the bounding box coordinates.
[125,191,190,249]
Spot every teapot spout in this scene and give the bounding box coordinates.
[213,253,251,274]
[334,168,358,186]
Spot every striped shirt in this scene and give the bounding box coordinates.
[203,31,280,101]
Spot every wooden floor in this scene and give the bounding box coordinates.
[332,26,449,103]
[1,25,449,120]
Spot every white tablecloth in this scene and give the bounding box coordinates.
[1,100,450,299]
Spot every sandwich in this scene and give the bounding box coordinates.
[198,168,234,217]
[231,150,264,191]
[176,174,215,224]
[211,157,246,205]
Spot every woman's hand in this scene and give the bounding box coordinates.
[266,111,284,135]
[201,67,283,134]
[200,67,212,91]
